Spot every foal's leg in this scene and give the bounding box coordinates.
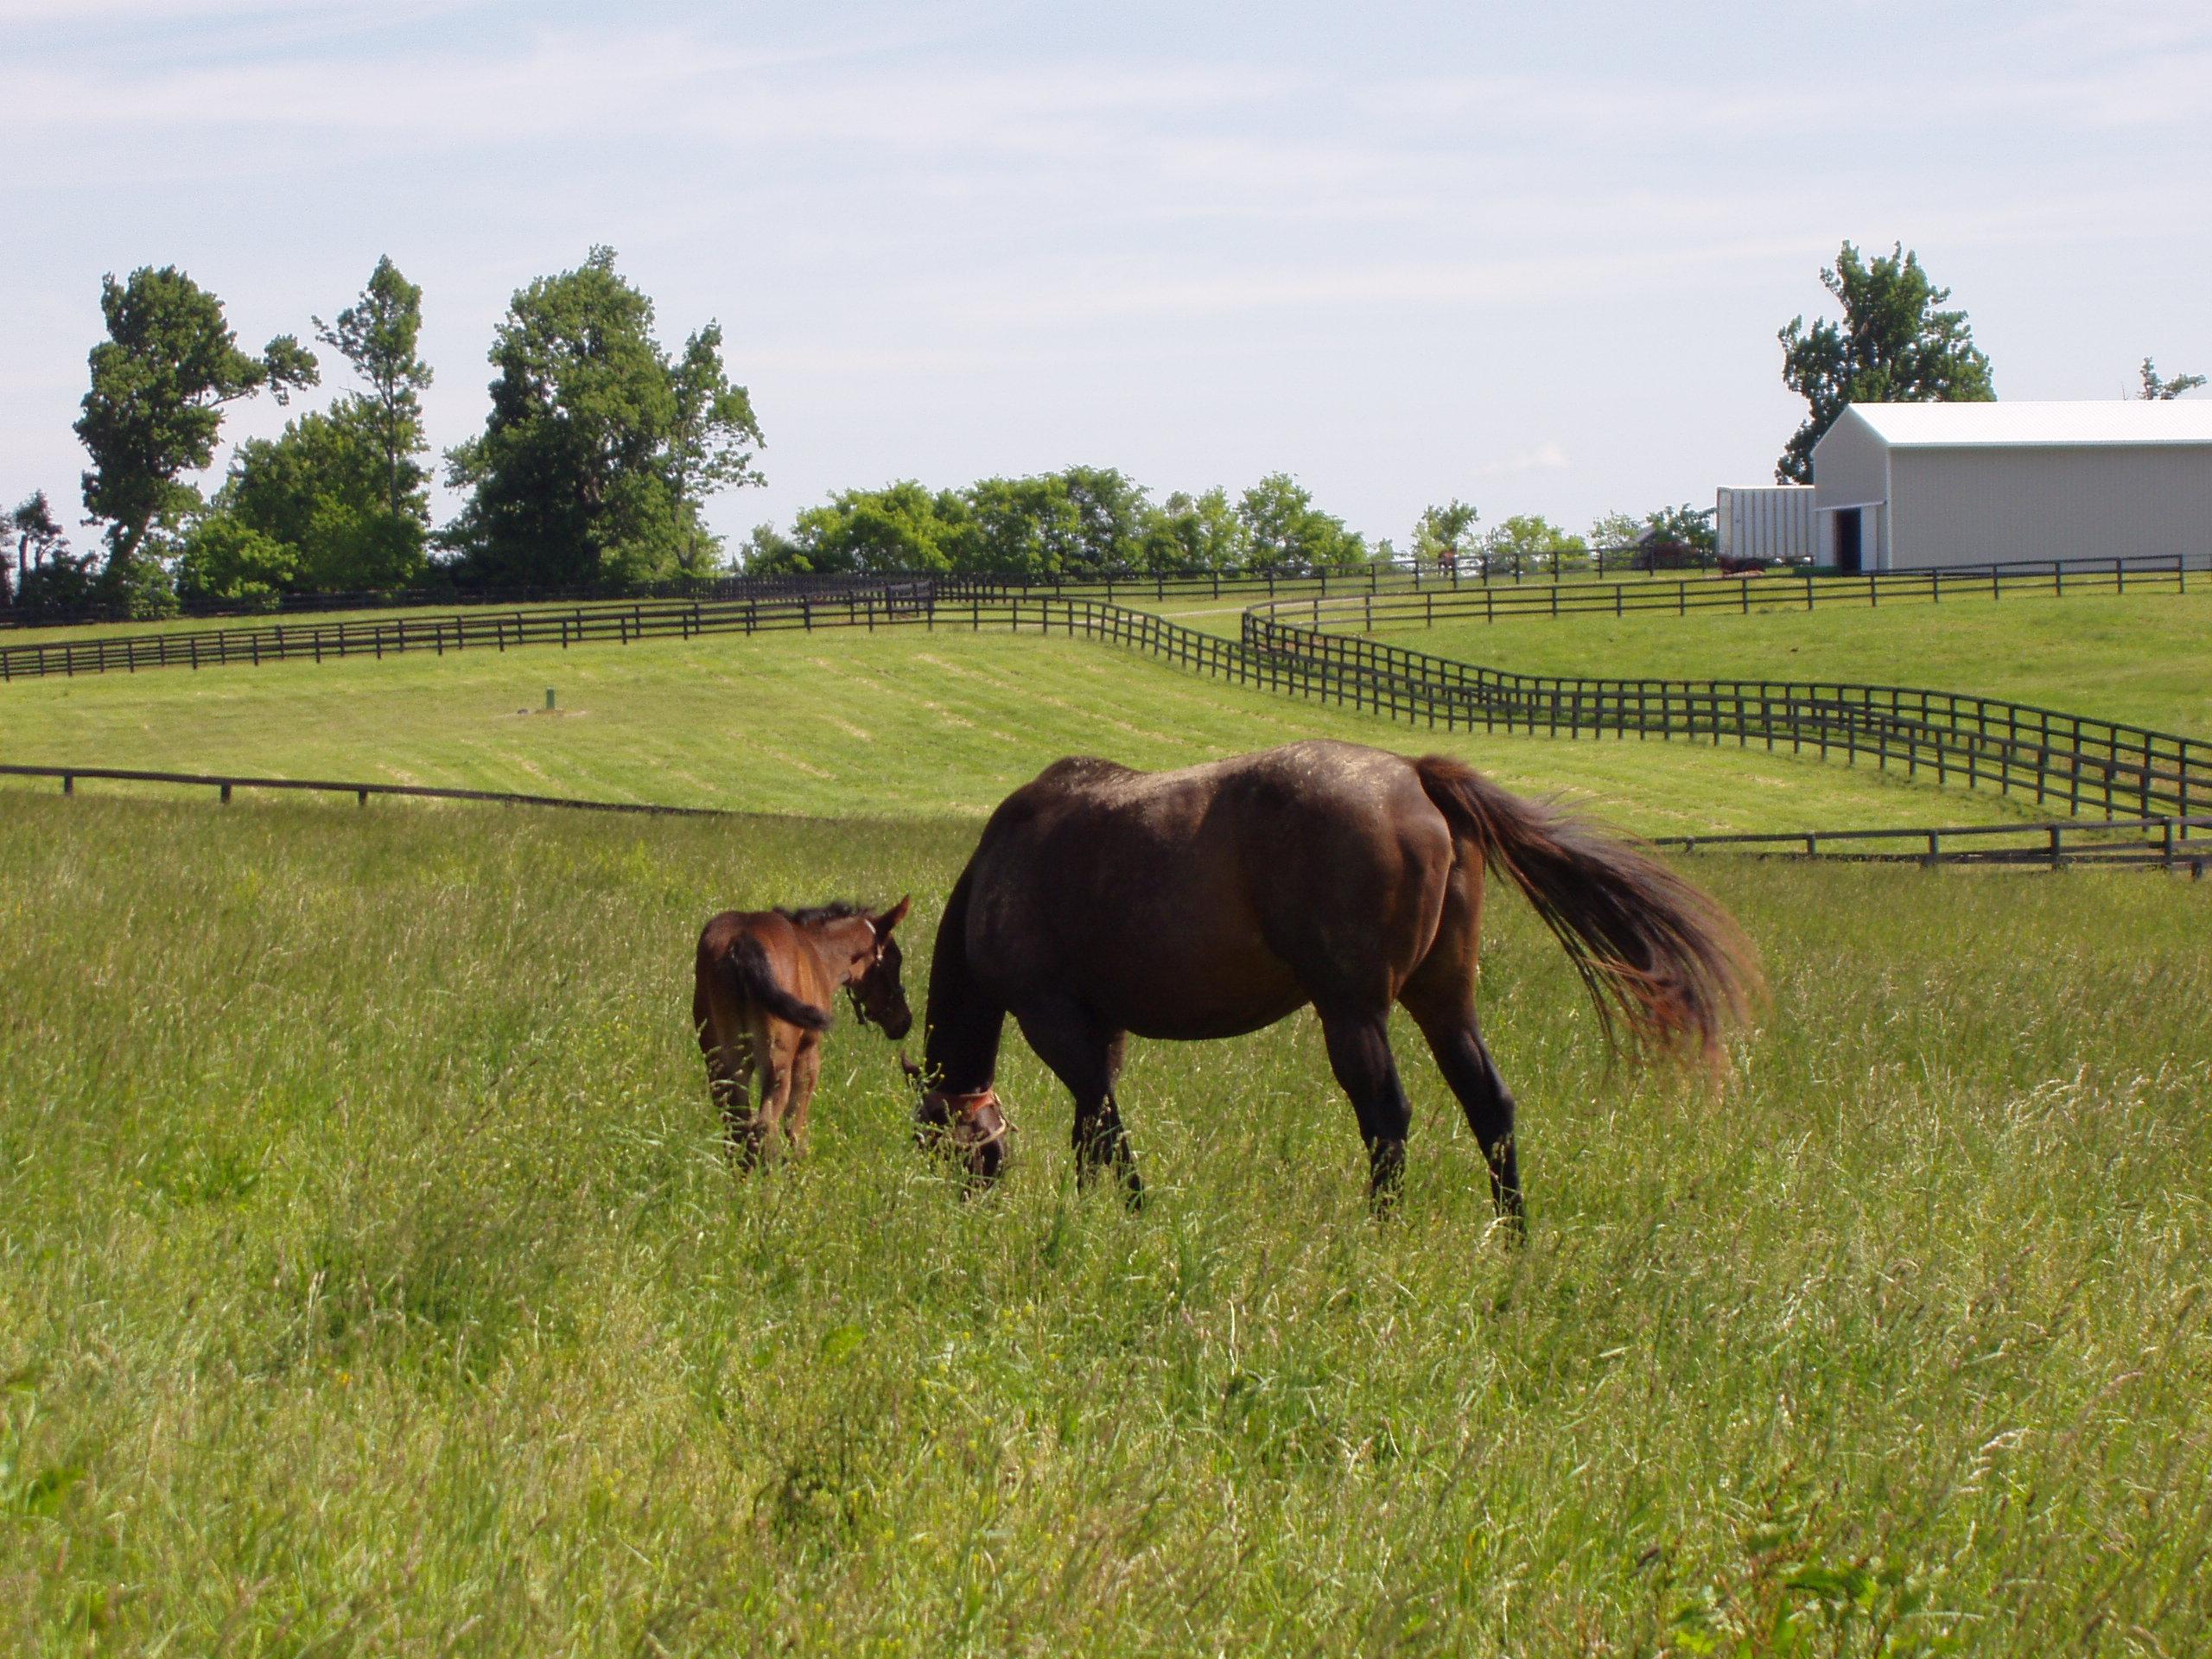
[751,1024,797,1167]
[697,982,760,1166]
[1015,998,1141,1205]
[785,1039,823,1157]
[1317,1007,1414,1212]
[1402,992,1523,1232]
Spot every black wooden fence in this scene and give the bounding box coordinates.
[1239,607,2212,823]
[9,763,2206,876]
[5,571,2208,826]
[1657,814,2212,874]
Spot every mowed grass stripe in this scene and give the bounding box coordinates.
[0,627,2045,834]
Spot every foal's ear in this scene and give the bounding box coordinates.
[876,895,912,934]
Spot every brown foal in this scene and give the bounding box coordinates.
[693,897,912,1166]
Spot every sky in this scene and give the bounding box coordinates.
[3,0,2208,556]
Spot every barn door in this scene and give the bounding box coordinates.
[1835,508,1863,574]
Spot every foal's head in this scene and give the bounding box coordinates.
[843,896,914,1039]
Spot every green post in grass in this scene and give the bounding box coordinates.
[546,689,556,711]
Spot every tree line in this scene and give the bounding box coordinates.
[741,475,1717,579]
[5,247,761,619]
[8,240,2196,618]
[0,233,1711,617]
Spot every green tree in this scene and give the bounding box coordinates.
[1643,502,1717,556]
[1777,242,1993,483]
[215,408,426,593]
[1237,474,1365,573]
[1140,487,1249,573]
[666,324,766,575]
[444,247,763,589]
[174,515,296,609]
[785,482,969,574]
[741,522,804,574]
[963,474,1079,575]
[6,492,78,611]
[1480,513,1586,575]
[314,257,432,524]
[1412,499,1479,568]
[1588,509,1643,550]
[1058,466,1148,574]
[75,266,318,607]
[2139,359,2207,400]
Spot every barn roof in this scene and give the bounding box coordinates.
[1842,400,2212,448]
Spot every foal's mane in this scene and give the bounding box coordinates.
[779,901,870,929]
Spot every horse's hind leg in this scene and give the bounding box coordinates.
[1402,992,1522,1231]
[1318,1008,1414,1212]
[1014,998,1141,1205]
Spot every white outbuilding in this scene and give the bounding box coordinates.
[1715,483,1816,563]
[1809,400,2212,572]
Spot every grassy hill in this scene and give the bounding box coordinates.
[3,793,2206,1653]
[0,626,2057,836]
[1366,587,2212,738]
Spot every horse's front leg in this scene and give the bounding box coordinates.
[784,1039,823,1157]
[1015,1000,1141,1206]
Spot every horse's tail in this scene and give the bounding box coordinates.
[720,934,833,1031]
[1413,755,1762,1071]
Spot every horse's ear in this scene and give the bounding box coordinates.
[877,895,912,934]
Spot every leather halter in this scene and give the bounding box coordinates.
[924,1086,1010,1147]
[844,918,887,1026]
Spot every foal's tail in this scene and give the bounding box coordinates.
[1414,755,1762,1072]
[720,935,833,1031]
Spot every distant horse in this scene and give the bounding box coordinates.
[913,741,1758,1224]
[694,898,912,1166]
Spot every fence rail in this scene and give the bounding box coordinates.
[0,762,730,817]
[10,546,2202,632]
[10,762,2206,876]
[1657,813,2212,873]
[4,567,2208,828]
[1240,607,2212,823]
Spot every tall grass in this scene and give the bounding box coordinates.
[3,795,2207,1653]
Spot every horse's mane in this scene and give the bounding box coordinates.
[779,901,868,928]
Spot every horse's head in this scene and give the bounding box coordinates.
[901,1050,1008,1184]
[846,896,914,1039]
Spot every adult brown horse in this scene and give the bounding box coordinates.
[695,898,912,1166]
[913,741,1759,1223]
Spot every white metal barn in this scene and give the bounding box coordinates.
[1715,484,1816,563]
[1808,401,2212,572]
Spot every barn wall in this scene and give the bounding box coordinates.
[1716,486,1816,561]
[1808,413,1891,566]
[1889,444,2212,569]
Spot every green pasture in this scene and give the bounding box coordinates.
[1365,587,2212,739]
[3,793,2207,1654]
[0,626,2050,836]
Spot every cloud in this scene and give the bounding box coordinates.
[1478,442,1569,479]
